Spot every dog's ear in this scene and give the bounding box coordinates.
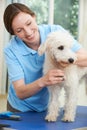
[38,42,47,55]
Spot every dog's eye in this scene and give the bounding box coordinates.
[58,46,64,50]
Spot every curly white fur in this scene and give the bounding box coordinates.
[38,31,87,122]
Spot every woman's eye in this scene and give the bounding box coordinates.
[58,45,64,50]
[27,22,31,26]
[16,29,22,33]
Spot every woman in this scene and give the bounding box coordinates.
[3,3,87,112]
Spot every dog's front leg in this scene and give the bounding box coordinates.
[62,80,79,122]
[45,86,61,122]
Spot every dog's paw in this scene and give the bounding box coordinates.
[61,115,75,122]
[45,114,57,122]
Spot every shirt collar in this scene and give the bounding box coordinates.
[11,36,37,55]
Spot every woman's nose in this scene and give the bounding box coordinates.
[24,27,31,35]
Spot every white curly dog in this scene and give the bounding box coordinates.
[38,31,87,122]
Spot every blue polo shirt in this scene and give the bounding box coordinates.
[4,24,82,112]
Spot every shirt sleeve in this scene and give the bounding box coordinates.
[71,39,82,52]
[4,47,24,82]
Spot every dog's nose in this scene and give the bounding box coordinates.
[68,58,74,63]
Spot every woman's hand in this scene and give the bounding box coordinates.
[13,69,65,99]
[39,69,65,87]
[74,48,87,67]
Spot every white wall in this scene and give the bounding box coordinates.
[0,0,10,94]
[78,0,87,48]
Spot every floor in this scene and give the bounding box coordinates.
[0,81,87,112]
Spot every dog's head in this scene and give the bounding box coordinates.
[38,31,77,64]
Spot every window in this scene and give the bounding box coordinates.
[26,0,79,38]
[25,0,49,24]
[54,0,79,38]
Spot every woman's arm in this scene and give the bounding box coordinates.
[75,48,87,67]
[13,69,65,99]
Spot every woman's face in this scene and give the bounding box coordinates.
[12,12,40,49]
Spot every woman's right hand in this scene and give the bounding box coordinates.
[13,69,65,99]
[39,69,65,87]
